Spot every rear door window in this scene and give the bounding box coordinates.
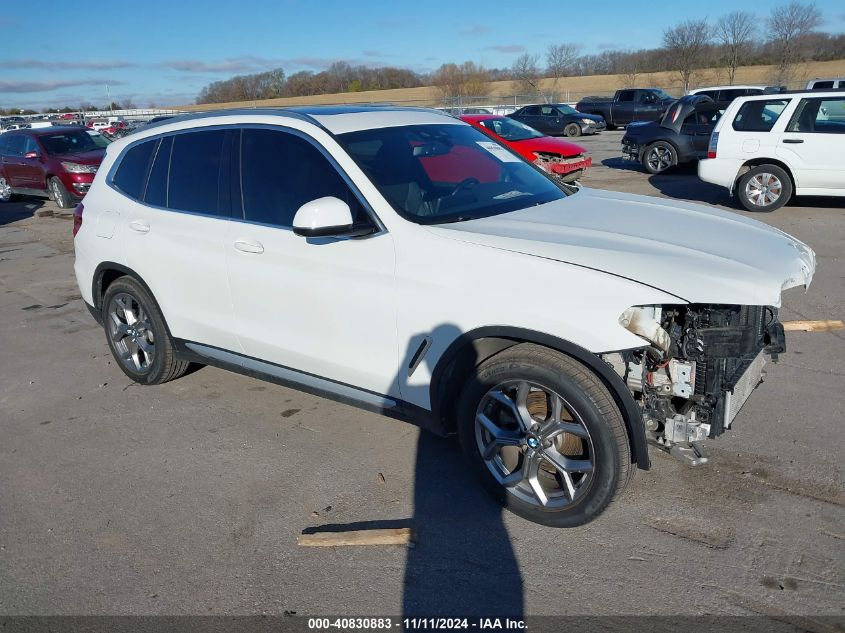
[112,139,156,199]
[732,99,790,132]
[617,91,635,102]
[167,129,227,215]
[810,81,834,90]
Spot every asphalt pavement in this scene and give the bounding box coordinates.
[0,131,843,624]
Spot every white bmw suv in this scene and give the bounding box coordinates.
[699,90,845,211]
[74,106,815,526]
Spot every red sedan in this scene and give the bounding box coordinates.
[460,114,591,183]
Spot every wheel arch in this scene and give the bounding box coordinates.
[91,262,171,335]
[733,158,796,194]
[429,326,650,470]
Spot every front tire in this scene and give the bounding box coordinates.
[49,177,73,209]
[564,123,581,138]
[737,164,792,212]
[457,343,632,527]
[643,141,676,174]
[102,277,189,385]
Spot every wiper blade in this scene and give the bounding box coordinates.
[431,215,475,224]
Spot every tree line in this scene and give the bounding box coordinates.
[193,2,836,104]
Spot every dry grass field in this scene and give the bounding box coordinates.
[181,58,845,111]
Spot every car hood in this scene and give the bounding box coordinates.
[514,136,585,157]
[53,149,105,164]
[426,188,815,306]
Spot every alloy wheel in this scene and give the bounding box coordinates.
[107,292,155,372]
[646,146,672,172]
[0,177,11,202]
[474,380,596,509]
[744,172,782,207]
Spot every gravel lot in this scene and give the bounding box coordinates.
[1,130,843,623]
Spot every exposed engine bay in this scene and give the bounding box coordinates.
[603,304,786,465]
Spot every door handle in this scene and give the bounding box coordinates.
[128,219,150,233]
[782,138,804,144]
[233,239,264,254]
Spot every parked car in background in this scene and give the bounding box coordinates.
[88,121,110,132]
[461,114,591,183]
[576,89,676,129]
[699,90,845,211]
[622,95,721,174]
[508,104,605,137]
[0,123,30,133]
[687,85,784,109]
[74,106,815,527]
[806,78,845,90]
[0,126,107,207]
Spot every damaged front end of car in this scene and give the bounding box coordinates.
[603,303,787,465]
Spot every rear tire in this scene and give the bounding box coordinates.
[49,177,73,209]
[102,277,189,385]
[643,141,677,174]
[564,123,581,138]
[456,343,633,527]
[737,164,792,212]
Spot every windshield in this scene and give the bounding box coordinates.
[557,104,578,115]
[651,89,673,100]
[479,117,544,141]
[39,130,106,154]
[338,124,567,225]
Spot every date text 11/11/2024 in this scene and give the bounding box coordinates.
[307,617,527,630]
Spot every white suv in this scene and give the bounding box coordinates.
[74,106,815,526]
[699,91,845,211]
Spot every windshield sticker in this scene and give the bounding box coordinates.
[476,141,521,163]
[493,190,530,200]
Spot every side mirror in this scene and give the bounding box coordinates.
[292,196,373,238]
[24,151,40,160]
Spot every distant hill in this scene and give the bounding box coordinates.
[182,59,845,111]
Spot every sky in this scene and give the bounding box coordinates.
[1,0,844,110]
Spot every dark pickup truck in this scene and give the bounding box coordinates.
[576,89,676,129]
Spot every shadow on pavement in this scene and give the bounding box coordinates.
[0,197,45,226]
[600,156,643,172]
[399,325,524,618]
[647,174,734,207]
[402,432,523,618]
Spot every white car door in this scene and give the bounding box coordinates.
[778,96,845,191]
[224,127,399,400]
[119,130,240,352]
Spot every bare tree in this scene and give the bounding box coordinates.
[546,43,582,99]
[768,1,822,84]
[511,53,541,95]
[714,12,756,84]
[663,19,712,92]
[432,61,490,105]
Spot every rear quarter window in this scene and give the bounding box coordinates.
[112,139,157,199]
[731,99,790,132]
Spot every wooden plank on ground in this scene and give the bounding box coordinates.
[298,527,415,547]
[782,320,844,332]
